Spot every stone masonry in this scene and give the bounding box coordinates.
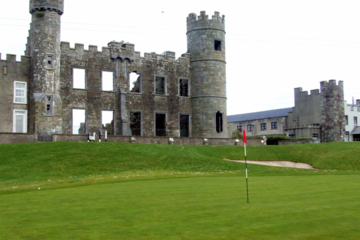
[0,0,229,139]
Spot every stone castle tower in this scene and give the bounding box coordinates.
[320,80,345,142]
[27,0,63,135]
[187,11,228,138]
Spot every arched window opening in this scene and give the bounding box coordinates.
[216,111,223,133]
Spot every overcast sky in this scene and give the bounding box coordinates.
[1,0,360,115]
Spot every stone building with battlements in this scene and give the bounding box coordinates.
[0,0,228,140]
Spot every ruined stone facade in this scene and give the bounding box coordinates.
[0,0,228,139]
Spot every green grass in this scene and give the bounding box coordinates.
[0,142,359,239]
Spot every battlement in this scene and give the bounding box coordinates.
[60,42,190,65]
[0,54,31,64]
[30,0,64,15]
[187,11,225,32]
[294,87,320,100]
[320,79,344,91]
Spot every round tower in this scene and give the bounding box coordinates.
[28,0,64,135]
[187,11,228,138]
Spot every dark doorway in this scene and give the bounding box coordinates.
[156,113,166,136]
[130,112,141,136]
[180,115,190,137]
[216,111,223,133]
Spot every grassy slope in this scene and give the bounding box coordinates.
[0,142,359,192]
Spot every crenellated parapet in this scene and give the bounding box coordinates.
[294,87,320,105]
[187,11,225,33]
[60,42,189,65]
[29,0,64,15]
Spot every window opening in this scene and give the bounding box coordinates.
[129,72,141,92]
[261,123,266,130]
[180,115,190,137]
[289,134,296,138]
[72,109,86,134]
[14,81,27,103]
[237,125,242,132]
[102,110,114,135]
[271,122,277,129]
[46,54,54,68]
[355,117,358,126]
[247,125,253,132]
[155,76,165,94]
[214,40,222,51]
[102,71,114,91]
[215,111,223,133]
[13,110,27,133]
[73,68,85,89]
[345,115,348,125]
[155,113,166,136]
[129,112,141,136]
[3,66,7,75]
[45,95,53,114]
[179,79,189,97]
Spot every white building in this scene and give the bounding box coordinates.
[344,99,360,141]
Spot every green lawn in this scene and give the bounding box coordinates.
[0,142,359,239]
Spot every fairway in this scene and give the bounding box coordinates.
[1,175,360,239]
[0,142,359,239]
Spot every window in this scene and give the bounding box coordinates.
[155,76,166,94]
[215,111,223,133]
[129,112,141,136]
[179,79,189,97]
[102,110,114,135]
[237,125,242,132]
[102,71,114,91]
[271,122,277,129]
[355,117,358,126]
[46,54,54,68]
[73,68,85,89]
[14,81,27,104]
[155,113,166,136]
[129,72,141,93]
[261,123,266,130]
[13,110,27,133]
[3,66,7,75]
[247,125,253,132]
[312,134,318,140]
[214,40,222,51]
[45,95,53,115]
[180,114,190,137]
[289,134,296,138]
[345,115,348,125]
[293,120,296,126]
[72,109,86,134]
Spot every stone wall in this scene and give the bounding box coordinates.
[0,133,37,144]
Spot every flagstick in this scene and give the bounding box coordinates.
[245,143,249,203]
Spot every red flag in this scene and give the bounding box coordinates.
[243,128,247,146]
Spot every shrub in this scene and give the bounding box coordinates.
[231,130,243,139]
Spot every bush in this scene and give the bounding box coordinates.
[231,130,243,139]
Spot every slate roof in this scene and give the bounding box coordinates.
[227,107,293,123]
[351,126,360,135]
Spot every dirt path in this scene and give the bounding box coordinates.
[224,159,315,169]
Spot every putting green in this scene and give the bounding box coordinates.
[1,175,359,239]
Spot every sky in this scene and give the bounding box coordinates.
[1,0,360,116]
